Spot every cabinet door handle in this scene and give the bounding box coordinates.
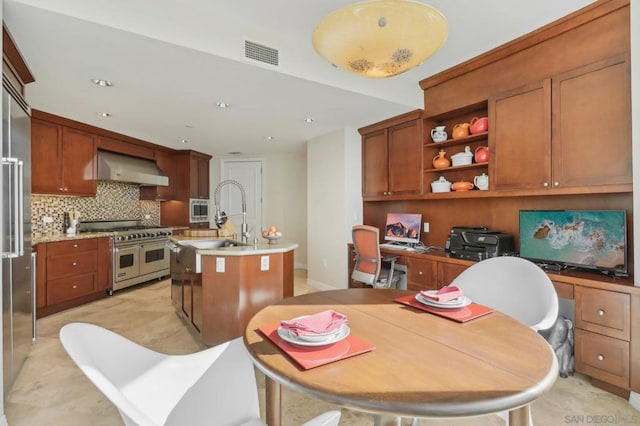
[543,182,549,187]
[418,271,423,275]
[553,181,559,187]
[72,284,77,289]
[597,354,605,361]
[73,243,79,248]
[597,309,605,316]
[72,262,77,266]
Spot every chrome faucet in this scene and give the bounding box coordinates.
[213,179,249,243]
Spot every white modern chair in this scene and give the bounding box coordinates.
[449,255,559,331]
[452,255,559,425]
[59,322,341,426]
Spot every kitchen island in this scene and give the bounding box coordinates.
[169,236,298,346]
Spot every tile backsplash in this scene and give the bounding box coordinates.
[32,181,160,235]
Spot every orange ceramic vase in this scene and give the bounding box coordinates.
[432,150,450,169]
[452,123,470,139]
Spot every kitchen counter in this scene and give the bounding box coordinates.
[169,235,298,256]
[169,235,297,346]
[32,232,115,245]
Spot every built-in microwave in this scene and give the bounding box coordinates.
[189,199,210,223]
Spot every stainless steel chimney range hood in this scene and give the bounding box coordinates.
[97,150,169,186]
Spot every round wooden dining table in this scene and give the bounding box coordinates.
[243,289,558,426]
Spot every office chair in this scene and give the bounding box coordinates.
[60,322,341,426]
[351,224,404,289]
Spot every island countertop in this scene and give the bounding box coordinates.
[169,235,298,256]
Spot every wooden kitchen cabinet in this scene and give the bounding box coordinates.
[405,256,468,291]
[190,152,210,199]
[140,150,177,200]
[31,119,97,196]
[160,150,212,228]
[36,237,112,318]
[489,55,631,192]
[575,286,631,392]
[359,110,423,199]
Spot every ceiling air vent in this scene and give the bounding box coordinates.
[244,40,279,66]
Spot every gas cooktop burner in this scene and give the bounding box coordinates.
[80,220,172,242]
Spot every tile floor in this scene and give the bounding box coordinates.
[4,271,639,425]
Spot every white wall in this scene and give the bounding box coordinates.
[307,128,362,290]
[210,151,308,268]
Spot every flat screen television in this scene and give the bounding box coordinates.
[519,210,627,276]
[384,213,422,244]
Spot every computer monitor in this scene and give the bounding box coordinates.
[384,213,422,244]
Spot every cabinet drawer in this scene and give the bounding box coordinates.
[47,251,98,279]
[47,239,98,256]
[406,258,437,291]
[575,286,630,340]
[575,329,629,389]
[437,262,468,287]
[47,273,97,305]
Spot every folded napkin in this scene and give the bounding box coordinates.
[420,286,464,302]
[280,310,348,336]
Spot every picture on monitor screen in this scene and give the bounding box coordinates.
[384,213,422,244]
[519,210,627,275]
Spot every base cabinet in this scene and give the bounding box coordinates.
[35,237,112,318]
[174,250,295,346]
[574,286,632,392]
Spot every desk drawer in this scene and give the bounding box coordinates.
[575,329,629,389]
[406,258,437,291]
[575,286,630,341]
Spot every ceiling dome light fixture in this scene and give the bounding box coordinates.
[91,78,113,87]
[312,0,448,78]
[216,102,230,108]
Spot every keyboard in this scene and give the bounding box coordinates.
[379,243,408,251]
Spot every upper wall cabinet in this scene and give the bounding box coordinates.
[190,152,210,199]
[489,55,631,192]
[140,150,177,201]
[359,110,423,199]
[31,119,97,196]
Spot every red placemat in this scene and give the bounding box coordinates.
[258,323,375,370]
[394,294,495,322]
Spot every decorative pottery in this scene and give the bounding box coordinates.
[451,146,473,166]
[452,181,474,191]
[430,126,448,143]
[452,123,470,139]
[469,117,489,134]
[475,146,489,163]
[431,176,452,193]
[432,149,450,169]
[474,173,489,190]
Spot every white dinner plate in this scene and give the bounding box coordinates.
[415,293,472,309]
[277,325,350,347]
[419,290,465,306]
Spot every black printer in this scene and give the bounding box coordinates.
[445,226,516,260]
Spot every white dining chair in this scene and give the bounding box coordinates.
[449,255,559,331]
[59,322,341,426]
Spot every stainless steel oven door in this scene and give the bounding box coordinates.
[114,244,140,283]
[139,240,169,276]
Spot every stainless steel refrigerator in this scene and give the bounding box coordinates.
[2,75,35,397]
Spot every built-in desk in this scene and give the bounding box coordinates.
[346,244,639,400]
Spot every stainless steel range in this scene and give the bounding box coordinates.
[81,220,172,294]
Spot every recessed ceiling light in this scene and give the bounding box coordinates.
[216,102,230,108]
[97,112,111,117]
[179,139,189,144]
[265,136,275,140]
[91,79,113,87]
[304,117,314,123]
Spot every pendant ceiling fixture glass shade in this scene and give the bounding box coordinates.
[312,0,448,78]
